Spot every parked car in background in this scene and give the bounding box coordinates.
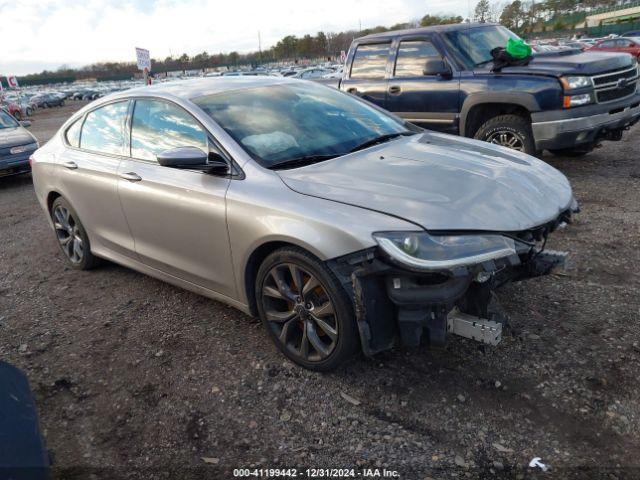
[30,93,65,108]
[294,68,334,79]
[31,77,576,370]
[4,102,24,120]
[593,37,640,57]
[622,30,640,37]
[0,108,38,178]
[333,23,640,157]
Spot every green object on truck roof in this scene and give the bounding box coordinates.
[506,38,532,59]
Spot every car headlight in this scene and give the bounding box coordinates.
[9,142,38,155]
[563,93,593,108]
[560,76,593,89]
[373,231,517,271]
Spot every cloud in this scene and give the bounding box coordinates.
[0,0,473,75]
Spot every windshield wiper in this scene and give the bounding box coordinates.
[268,154,339,170]
[474,59,494,67]
[348,131,415,154]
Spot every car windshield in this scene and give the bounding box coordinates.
[194,82,412,168]
[442,25,521,68]
[0,109,18,129]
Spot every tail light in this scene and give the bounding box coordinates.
[28,156,35,167]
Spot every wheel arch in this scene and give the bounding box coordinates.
[460,94,539,138]
[46,191,63,215]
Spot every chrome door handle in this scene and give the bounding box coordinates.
[119,172,142,182]
[388,85,402,95]
[62,161,78,169]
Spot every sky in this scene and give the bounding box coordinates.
[0,0,474,75]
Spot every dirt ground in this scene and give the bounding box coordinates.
[1,101,639,480]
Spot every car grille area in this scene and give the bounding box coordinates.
[592,66,639,104]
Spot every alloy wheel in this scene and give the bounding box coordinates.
[261,263,338,363]
[53,205,84,264]
[486,130,525,151]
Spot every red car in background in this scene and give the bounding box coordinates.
[593,37,640,57]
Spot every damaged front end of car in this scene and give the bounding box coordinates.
[328,202,578,356]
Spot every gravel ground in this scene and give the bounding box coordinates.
[1,102,639,480]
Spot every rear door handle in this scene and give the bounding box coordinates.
[388,85,402,95]
[119,172,142,182]
[61,160,78,169]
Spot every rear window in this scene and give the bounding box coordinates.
[350,43,390,79]
[80,101,128,155]
[394,40,440,77]
[65,118,82,147]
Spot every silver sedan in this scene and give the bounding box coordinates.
[31,77,577,370]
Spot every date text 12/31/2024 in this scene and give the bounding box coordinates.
[233,468,400,478]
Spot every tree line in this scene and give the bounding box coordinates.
[13,1,631,85]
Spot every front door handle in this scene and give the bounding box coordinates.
[388,85,402,95]
[119,172,142,182]
[61,160,78,169]
[346,87,358,94]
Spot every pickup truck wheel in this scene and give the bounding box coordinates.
[474,115,537,156]
[548,147,592,157]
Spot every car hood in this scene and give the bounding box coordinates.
[277,132,573,232]
[493,50,633,76]
[0,127,36,149]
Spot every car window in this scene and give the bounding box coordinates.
[599,40,616,48]
[0,109,18,129]
[394,40,440,77]
[130,99,208,161]
[80,101,128,155]
[195,82,409,167]
[350,43,391,79]
[617,39,633,47]
[65,118,82,147]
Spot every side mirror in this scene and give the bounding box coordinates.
[157,146,229,173]
[20,120,32,128]
[423,58,452,78]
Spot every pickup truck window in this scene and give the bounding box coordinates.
[442,25,519,69]
[394,41,440,77]
[351,43,390,79]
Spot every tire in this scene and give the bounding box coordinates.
[548,147,592,157]
[60,100,65,107]
[13,111,22,121]
[473,114,537,156]
[255,247,359,371]
[26,107,32,116]
[50,197,101,270]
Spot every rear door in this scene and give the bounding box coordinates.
[384,37,460,132]
[58,100,136,258]
[116,98,236,297]
[340,42,392,108]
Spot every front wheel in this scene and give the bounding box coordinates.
[255,247,359,371]
[474,114,538,156]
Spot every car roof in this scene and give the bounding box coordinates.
[355,22,495,42]
[120,75,294,100]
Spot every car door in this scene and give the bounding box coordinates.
[340,42,391,108]
[116,98,236,297]
[385,38,460,132]
[596,39,617,52]
[58,100,136,258]
[617,38,640,57]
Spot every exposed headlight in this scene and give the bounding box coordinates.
[561,76,593,89]
[373,232,517,271]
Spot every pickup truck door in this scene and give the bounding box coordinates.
[384,38,460,133]
[340,42,392,108]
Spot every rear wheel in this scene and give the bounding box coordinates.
[51,197,101,270]
[474,114,537,156]
[255,247,358,371]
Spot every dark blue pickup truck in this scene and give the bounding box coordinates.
[334,23,640,156]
